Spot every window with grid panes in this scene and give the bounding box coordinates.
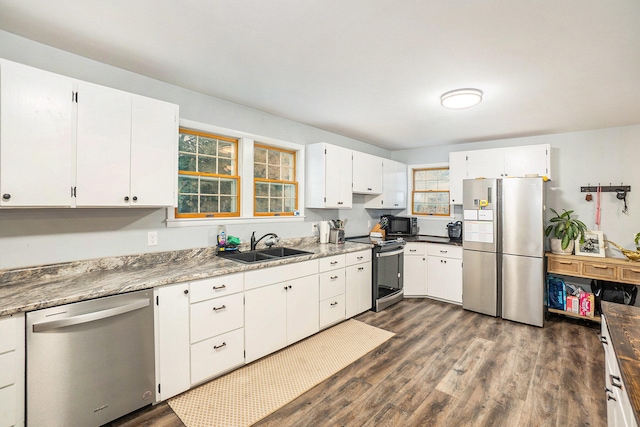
[254,144,297,216]
[412,167,450,216]
[176,129,239,217]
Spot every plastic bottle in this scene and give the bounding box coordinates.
[217,225,227,247]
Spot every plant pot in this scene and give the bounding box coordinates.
[550,238,574,255]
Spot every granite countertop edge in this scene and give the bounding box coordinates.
[0,238,372,317]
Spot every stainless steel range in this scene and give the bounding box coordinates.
[347,237,406,312]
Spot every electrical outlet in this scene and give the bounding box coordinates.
[312,222,318,233]
[148,231,158,246]
[367,220,371,229]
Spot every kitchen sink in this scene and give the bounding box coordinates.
[220,247,313,264]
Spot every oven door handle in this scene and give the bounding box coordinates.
[31,298,150,332]
[376,248,404,257]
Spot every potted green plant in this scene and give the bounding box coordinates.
[544,208,587,254]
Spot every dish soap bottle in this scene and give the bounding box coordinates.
[217,225,227,248]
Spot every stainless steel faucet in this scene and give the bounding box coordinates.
[250,232,280,251]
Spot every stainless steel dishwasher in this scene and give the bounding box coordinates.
[26,289,155,427]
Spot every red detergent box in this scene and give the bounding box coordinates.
[580,292,595,318]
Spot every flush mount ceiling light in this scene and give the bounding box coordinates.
[440,88,483,109]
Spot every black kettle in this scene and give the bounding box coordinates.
[447,221,463,241]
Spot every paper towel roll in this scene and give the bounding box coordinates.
[319,221,330,243]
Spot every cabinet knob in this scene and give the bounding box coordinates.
[183,289,189,295]
[124,196,130,202]
[367,187,372,191]
[2,194,10,200]
[358,267,364,271]
[132,196,138,201]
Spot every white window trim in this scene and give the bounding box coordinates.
[166,119,306,228]
[407,162,455,220]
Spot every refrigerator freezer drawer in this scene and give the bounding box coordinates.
[502,254,544,327]
[462,249,499,317]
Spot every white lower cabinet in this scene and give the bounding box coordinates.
[190,328,244,385]
[602,315,638,427]
[245,261,320,363]
[155,283,190,401]
[404,243,428,296]
[426,245,463,304]
[0,313,25,427]
[345,250,373,317]
[319,254,346,329]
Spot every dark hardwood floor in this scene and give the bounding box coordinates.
[109,298,606,427]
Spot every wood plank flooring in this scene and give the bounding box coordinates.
[108,299,606,427]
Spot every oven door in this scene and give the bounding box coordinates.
[373,246,404,311]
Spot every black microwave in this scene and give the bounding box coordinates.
[381,215,418,237]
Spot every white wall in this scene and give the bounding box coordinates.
[393,125,640,256]
[0,30,390,269]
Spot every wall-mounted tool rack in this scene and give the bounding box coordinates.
[580,185,631,193]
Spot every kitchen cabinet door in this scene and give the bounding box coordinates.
[503,144,550,179]
[305,143,352,208]
[286,275,320,344]
[449,151,467,205]
[75,81,132,206]
[155,283,190,401]
[0,313,25,427]
[465,148,505,179]
[427,256,463,303]
[130,95,178,207]
[244,283,287,363]
[0,60,75,207]
[345,261,372,317]
[352,151,383,194]
[364,159,407,209]
[404,255,428,296]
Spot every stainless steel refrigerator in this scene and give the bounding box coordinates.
[462,177,545,327]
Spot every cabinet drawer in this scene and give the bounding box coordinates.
[0,351,15,388]
[346,250,371,265]
[619,265,640,285]
[427,244,462,259]
[405,243,426,256]
[0,384,17,427]
[319,254,346,272]
[547,257,581,275]
[320,294,346,328]
[190,293,244,343]
[190,273,243,303]
[0,316,17,354]
[583,261,617,281]
[319,270,346,300]
[190,328,244,385]
[245,259,319,290]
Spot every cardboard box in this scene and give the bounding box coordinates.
[579,292,595,318]
[566,295,579,314]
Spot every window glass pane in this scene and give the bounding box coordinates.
[268,166,280,180]
[199,137,217,156]
[218,141,234,159]
[269,198,282,212]
[254,147,267,164]
[200,177,218,195]
[255,163,266,179]
[179,153,196,171]
[178,195,198,213]
[281,167,294,181]
[219,196,236,213]
[198,156,217,174]
[271,183,283,197]
[179,133,197,153]
[178,175,198,194]
[281,152,293,166]
[255,182,269,197]
[255,197,269,213]
[283,184,295,198]
[218,158,233,175]
[268,150,280,165]
[284,198,295,212]
[219,179,235,195]
[200,195,219,213]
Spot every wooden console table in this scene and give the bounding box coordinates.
[546,252,640,323]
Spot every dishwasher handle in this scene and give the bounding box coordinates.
[32,298,150,332]
[376,248,404,258]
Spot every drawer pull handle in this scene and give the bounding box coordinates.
[606,392,617,402]
[213,342,227,350]
[212,285,227,290]
[330,301,339,306]
[611,375,623,389]
[592,264,609,269]
[331,275,339,280]
[600,335,608,345]
[357,256,364,260]
[409,249,417,252]
[558,261,574,265]
[630,269,640,273]
[213,305,227,311]
[330,261,338,265]
[440,250,448,254]
[358,267,364,271]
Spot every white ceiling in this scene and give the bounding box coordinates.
[1,0,639,151]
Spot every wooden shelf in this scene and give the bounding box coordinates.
[548,308,601,323]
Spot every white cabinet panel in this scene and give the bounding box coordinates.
[155,283,190,401]
[76,81,132,206]
[345,261,372,317]
[466,148,504,179]
[448,151,467,205]
[245,283,288,363]
[0,60,74,207]
[0,314,24,427]
[0,385,17,427]
[404,251,427,296]
[319,270,345,300]
[306,142,352,208]
[352,151,383,194]
[0,352,16,387]
[319,254,346,272]
[320,293,346,328]
[286,275,320,344]
[345,250,371,265]
[190,328,245,385]
[245,259,318,290]
[503,145,550,178]
[364,159,407,209]
[190,293,244,343]
[427,256,463,303]
[189,273,244,303]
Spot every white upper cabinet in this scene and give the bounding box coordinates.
[0,59,179,208]
[364,159,407,209]
[0,60,75,207]
[449,144,551,204]
[305,142,353,208]
[352,151,383,194]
